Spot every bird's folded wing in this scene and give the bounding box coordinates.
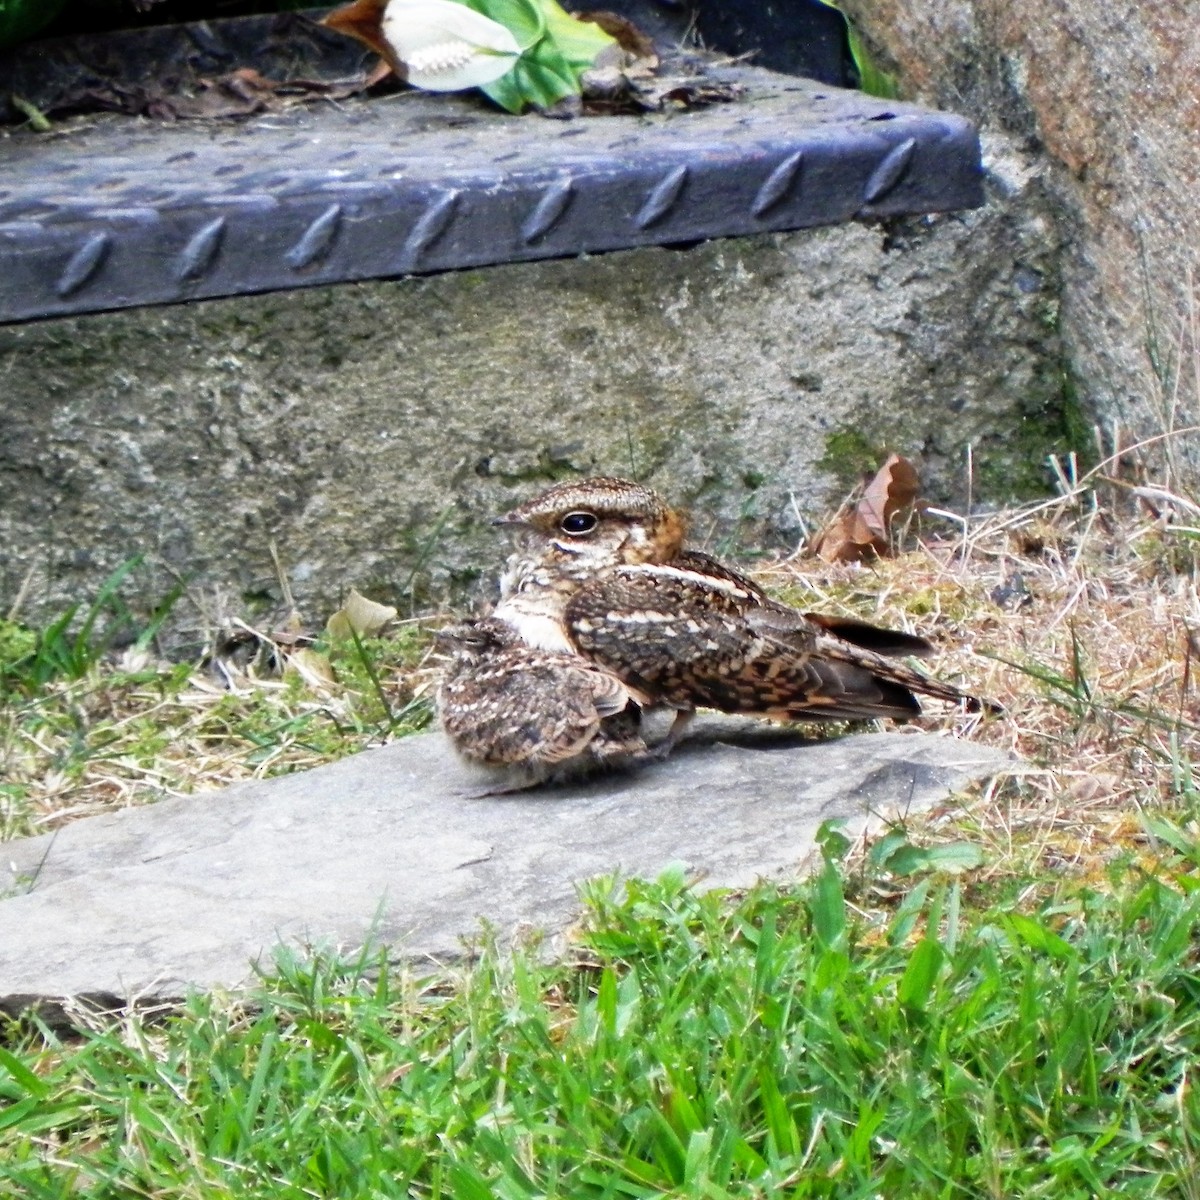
[566,567,923,720]
[672,552,933,658]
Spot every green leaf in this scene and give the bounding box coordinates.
[844,21,899,99]
[682,1128,714,1190]
[897,937,944,1010]
[449,1162,495,1200]
[887,876,931,945]
[885,840,984,877]
[471,0,615,111]
[1004,912,1077,960]
[522,39,578,100]
[813,1,898,99]
[537,0,615,70]
[817,818,852,862]
[882,843,931,875]
[647,1105,688,1184]
[758,1069,801,1158]
[922,842,985,874]
[0,1046,47,1099]
[10,94,52,132]
[615,966,642,1037]
[597,964,618,1036]
[463,0,544,50]
[868,829,909,870]
[810,859,846,952]
[1144,814,1200,866]
[479,61,535,113]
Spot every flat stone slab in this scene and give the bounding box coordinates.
[1,722,1014,1017]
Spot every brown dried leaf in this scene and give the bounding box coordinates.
[860,453,920,539]
[811,454,921,563]
[640,75,744,110]
[195,68,278,116]
[166,69,375,120]
[575,10,659,69]
[811,510,878,564]
[322,0,393,65]
[581,66,743,113]
[575,12,743,115]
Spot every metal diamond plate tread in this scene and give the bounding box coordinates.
[0,63,983,324]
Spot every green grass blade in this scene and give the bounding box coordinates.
[897,937,945,1011]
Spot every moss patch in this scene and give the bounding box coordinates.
[817,428,886,490]
[975,369,1092,501]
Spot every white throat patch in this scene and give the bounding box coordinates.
[491,599,575,653]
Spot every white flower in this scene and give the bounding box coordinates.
[383,0,522,91]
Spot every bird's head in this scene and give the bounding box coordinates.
[492,476,686,573]
[433,617,521,658]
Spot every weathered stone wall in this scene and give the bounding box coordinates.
[841,0,1200,462]
[1,132,1062,635]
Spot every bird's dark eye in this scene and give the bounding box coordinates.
[559,510,598,536]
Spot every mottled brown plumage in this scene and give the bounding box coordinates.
[491,477,990,734]
[435,617,650,794]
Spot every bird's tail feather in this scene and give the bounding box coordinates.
[810,635,999,713]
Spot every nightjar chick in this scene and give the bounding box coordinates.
[435,617,652,795]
